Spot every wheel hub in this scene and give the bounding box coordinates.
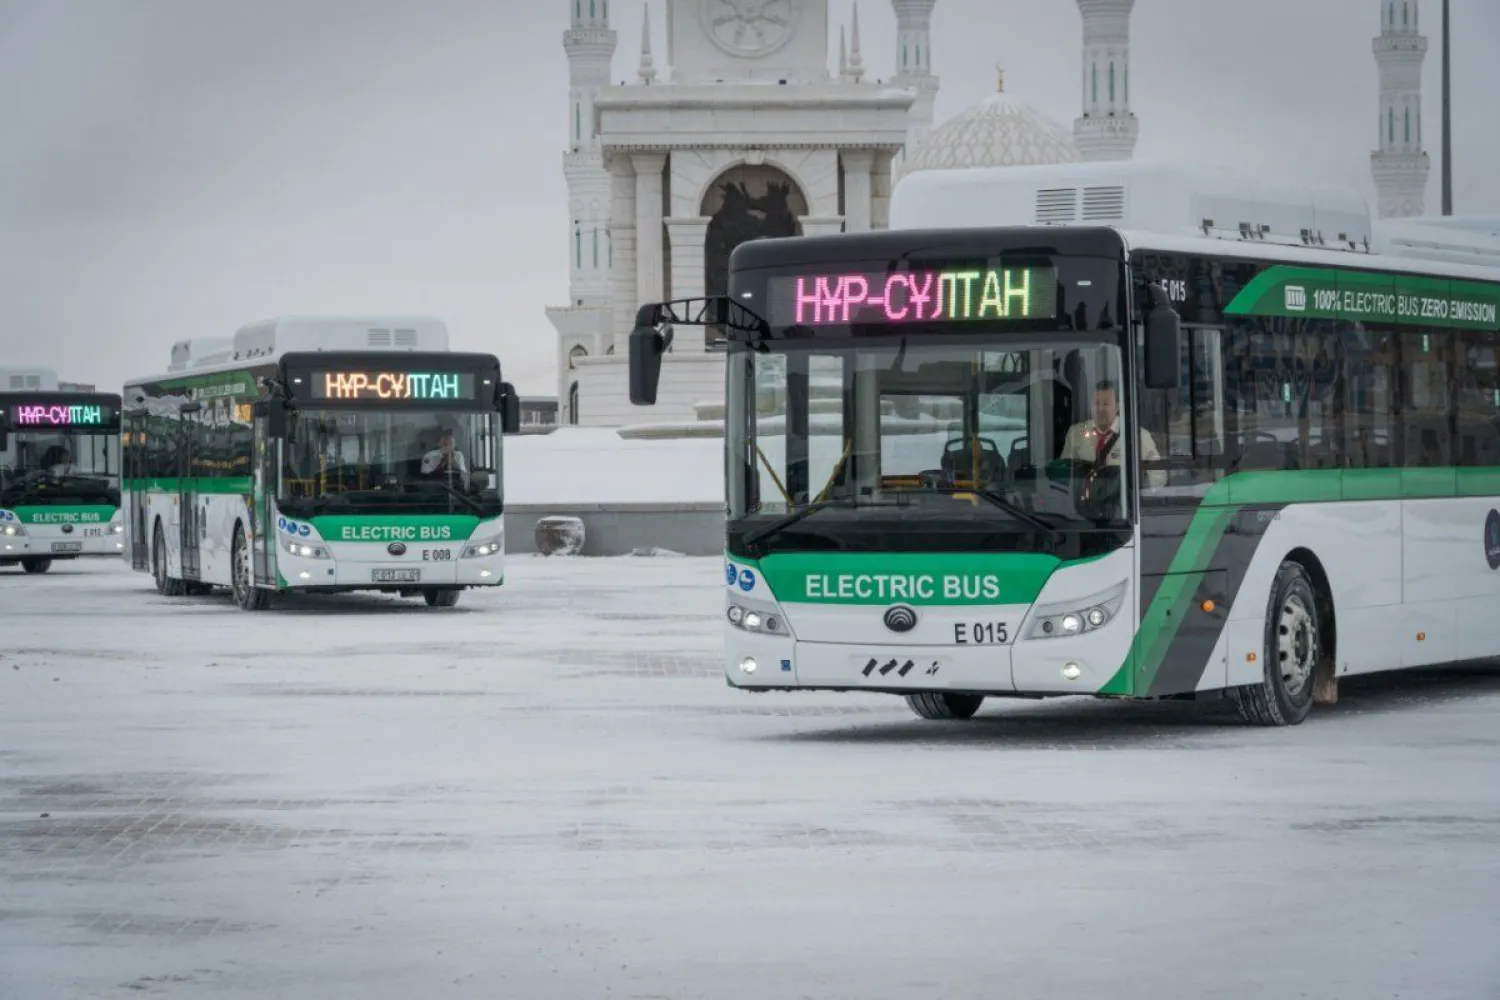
[1277,595,1317,697]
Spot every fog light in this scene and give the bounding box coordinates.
[480,569,492,578]
[299,571,311,579]
[739,657,758,674]
[1061,662,1082,681]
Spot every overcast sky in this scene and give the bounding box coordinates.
[0,0,1495,394]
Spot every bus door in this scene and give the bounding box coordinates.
[249,401,278,587]
[124,408,149,570]
[177,401,202,581]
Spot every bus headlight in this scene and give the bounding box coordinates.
[2,523,26,537]
[282,538,328,559]
[461,538,502,558]
[1026,582,1127,640]
[726,601,786,635]
[111,523,124,534]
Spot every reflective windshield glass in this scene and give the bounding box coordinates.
[726,338,1133,552]
[0,430,120,504]
[280,409,501,515]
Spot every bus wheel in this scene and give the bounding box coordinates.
[20,558,52,574]
[904,692,985,720]
[423,588,460,608]
[232,527,270,611]
[152,522,184,596]
[1233,560,1319,727]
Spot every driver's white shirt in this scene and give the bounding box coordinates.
[1060,418,1167,488]
[420,448,469,485]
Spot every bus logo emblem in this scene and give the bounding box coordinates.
[883,605,918,633]
[1284,285,1307,311]
[61,523,74,534]
[388,542,407,556]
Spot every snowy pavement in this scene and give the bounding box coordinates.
[3,558,1499,1000]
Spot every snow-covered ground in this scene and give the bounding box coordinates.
[3,559,1500,999]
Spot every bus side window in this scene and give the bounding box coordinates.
[1140,326,1224,488]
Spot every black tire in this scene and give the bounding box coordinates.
[152,522,184,596]
[231,526,270,611]
[20,558,52,574]
[904,692,985,720]
[1232,560,1321,726]
[424,588,460,608]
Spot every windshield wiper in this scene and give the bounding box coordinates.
[742,494,907,548]
[428,477,487,516]
[927,487,1062,538]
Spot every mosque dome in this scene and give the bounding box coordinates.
[902,72,1078,175]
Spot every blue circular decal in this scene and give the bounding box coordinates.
[738,568,756,592]
[298,523,311,537]
[725,562,739,586]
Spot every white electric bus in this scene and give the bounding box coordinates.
[122,317,520,609]
[1,367,124,573]
[628,162,1500,726]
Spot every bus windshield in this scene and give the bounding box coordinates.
[0,429,120,506]
[279,408,502,517]
[726,336,1132,555]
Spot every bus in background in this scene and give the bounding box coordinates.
[627,161,1500,727]
[0,367,124,574]
[122,317,521,610]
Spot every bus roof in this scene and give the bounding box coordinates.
[125,315,454,388]
[884,161,1500,283]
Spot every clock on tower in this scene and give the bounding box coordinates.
[666,0,826,84]
[700,0,797,57]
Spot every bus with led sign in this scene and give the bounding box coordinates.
[0,374,125,575]
[626,162,1500,728]
[121,317,522,610]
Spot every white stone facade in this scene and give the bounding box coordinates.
[1371,0,1430,218]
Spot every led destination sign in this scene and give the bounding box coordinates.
[10,403,110,427]
[767,266,1059,327]
[309,371,477,401]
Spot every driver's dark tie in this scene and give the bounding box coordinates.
[1095,429,1109,465]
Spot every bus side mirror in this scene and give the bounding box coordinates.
[256,399,287,438]
[629,305,673,406]
[499,381,521,435]
[0,411,8,451]
[1143,284,1181,390]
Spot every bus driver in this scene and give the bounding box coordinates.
[420,429,470,489]
[1059,380,1167,489]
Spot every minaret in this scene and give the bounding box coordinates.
[837,5,866,84]
[1073,0,1139,161]
[1372,0,1430,218]
[563,0,616,306]
[890,0,939,168]
[550,0,617,422]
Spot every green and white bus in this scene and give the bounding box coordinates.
[1,368,124,573]
[628,162,1500,726]
[122,317,520,609]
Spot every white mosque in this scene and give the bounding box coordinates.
[546,0,1433,428]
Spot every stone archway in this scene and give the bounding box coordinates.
[700,164,808,347]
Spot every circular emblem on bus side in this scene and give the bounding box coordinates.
[883,605,918,633]
[1485,510,1500,571]
[388,542,407,556]
[61,523,74,534]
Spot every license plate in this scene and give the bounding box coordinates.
[51,542,83,553]
[372,569,420,583]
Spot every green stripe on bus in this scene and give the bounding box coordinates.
[1101,505,1237,696]
[10,504,118,524]
[1225,265,1500,330]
